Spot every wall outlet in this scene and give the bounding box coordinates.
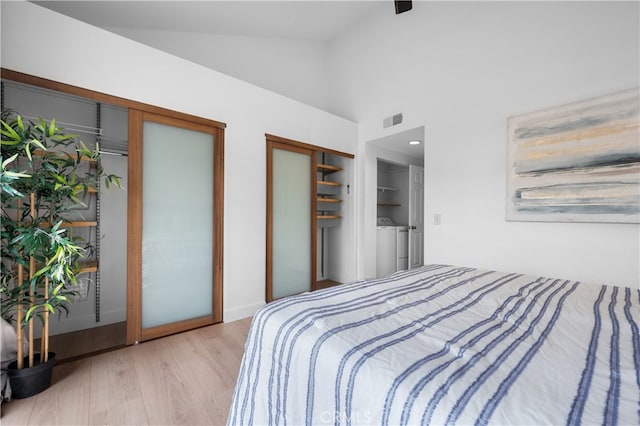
[434,214,441,225]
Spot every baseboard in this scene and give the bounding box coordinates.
[224,301,265,323]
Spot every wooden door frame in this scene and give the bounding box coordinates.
[265,137,317,302]
[265,134,354,302]
[128,110,225,344]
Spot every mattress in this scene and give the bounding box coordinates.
[228,265,640,425]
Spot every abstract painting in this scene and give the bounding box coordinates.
[507,88,640,223]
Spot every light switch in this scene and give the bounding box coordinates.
[434,214,441,225]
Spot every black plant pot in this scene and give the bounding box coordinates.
[7,352,56,399]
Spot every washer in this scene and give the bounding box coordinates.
[376,217,409,277]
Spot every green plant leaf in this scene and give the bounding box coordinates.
[30,137,46,151]
[3,170,31,178]
[48,119,57,137]
[0,120,20,144]
[52,282,65,295]
[25,141,33,161]
[31,265,50,279]
[25,305,39,322]
[1,153,19,169]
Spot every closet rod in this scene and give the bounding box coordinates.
[22,115,103,136]
[99,150,128,157]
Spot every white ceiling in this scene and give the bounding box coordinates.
[369,125,425,162]
[32,1,385,42]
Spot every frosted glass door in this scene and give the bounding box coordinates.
[141,120,213,329]
[127,109,223,345]
[271,147,312,299]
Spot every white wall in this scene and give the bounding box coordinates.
[107,28,330,112]
[330,1,640,288]
[1,1,358,322]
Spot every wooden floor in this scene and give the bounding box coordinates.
[0,317,252,425]
[314,279,341,291]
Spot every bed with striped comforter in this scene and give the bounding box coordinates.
[227,265,640,425]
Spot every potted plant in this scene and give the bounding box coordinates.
[0,110,120,399]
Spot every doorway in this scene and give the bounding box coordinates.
[376,159,424,277]
[364,126,425,279]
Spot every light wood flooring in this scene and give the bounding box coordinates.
[314,279,341,291]
[0,317,252,425]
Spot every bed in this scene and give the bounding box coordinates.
[228,264,640,425]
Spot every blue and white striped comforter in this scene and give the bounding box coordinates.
[228,265,640,425]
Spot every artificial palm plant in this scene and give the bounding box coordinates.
[0,109,120,377]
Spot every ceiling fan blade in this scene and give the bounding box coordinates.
[395,0,413,15]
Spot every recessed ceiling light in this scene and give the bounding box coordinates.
[408,140,421,145]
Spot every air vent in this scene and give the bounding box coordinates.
[383,113,403,128]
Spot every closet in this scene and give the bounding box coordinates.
[1,70,225,356]
[316,151,352,288]
[266,134,354,301]
[1,78,129,357]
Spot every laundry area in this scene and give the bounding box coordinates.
[376,159,422,278]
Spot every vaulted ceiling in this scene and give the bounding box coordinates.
[33,1,383,42]
[30,1,423,158]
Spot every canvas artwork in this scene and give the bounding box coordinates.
[507,88,640,223]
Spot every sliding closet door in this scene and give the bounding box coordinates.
[266,138,316,301]
[128,110,224,344]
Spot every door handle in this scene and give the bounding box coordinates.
[410,226,417,230]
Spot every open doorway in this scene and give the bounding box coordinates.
[376,159,424,277]
[363,126,424,279]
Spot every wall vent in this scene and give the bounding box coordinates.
[383,113,403,128]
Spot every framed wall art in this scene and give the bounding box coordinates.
[507,88,639,223]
